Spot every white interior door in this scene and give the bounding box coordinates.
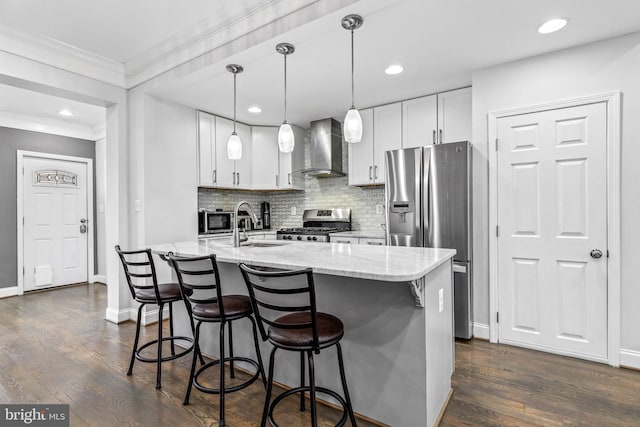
[23,157,88,291]
[496,102,608,361]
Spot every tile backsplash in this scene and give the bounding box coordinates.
[198,131,385,233]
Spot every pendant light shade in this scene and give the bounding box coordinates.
[343,108,362,143]
[276,43,295,153]
[226,64,243,160]
[227,132,242,159]
[278,122,295,153]
[341,14,364,143]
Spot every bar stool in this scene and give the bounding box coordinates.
[168,254,266,427]
[238,263,358,427]
[115,245,198,390]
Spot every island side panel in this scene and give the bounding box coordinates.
[168,261,455,427]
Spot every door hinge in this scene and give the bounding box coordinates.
[495,138,499,151]
[496,312,499,323]
[496,225,499,237]
[607,249,610,258]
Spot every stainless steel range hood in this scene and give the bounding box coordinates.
[301,118,345,178]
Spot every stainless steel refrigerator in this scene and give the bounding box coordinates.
[385,141,473,339]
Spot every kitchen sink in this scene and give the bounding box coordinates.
[240,241,287,248]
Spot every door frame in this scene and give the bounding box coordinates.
[16,150,95,295]
[487,91,621,366]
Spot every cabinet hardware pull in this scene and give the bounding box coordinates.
[374,165,378,180]
[336,240,350,244]
[213,170,217,184]
[233,172,236,185]
[288,173,291,185]
[369,166,373,181]
[237,172,240,185]
[366,241,383,245]
[439,129,443,144]
[432,130,436,145]
[276,174,279,187]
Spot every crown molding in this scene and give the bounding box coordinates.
[0,23,126,88]
[0,110,102,141]
[123,0,322,88]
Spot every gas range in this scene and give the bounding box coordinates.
[277,209,351,242]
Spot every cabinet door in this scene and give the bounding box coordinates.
[331,236,358,244]
[403,95,437,148]
[348,107,374,186]
[252,126,279,190]
[214,116,236,188]
[197,111,215,186]
[373,102,402,184]
[437,87,472,144]
[361,237,385,246]
[279,125,306,190]
[234,122,253,188]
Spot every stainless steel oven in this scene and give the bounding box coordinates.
[199,210,233,234]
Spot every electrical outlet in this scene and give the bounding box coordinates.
[134,199,142,212]
[438,288,444,313]
[376,204,384,215]
[290,206,296,216]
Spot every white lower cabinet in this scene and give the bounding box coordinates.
[330,235,386,245]
[331,236,358,244]
[360,238,385,246]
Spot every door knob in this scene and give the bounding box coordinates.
[80,218,88,224]
[590,249,603,259]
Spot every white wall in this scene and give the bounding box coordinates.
[471,32,640,358]
[95,137,107,278]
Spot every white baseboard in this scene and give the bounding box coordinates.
[473,322,490,340]
[620,349,640,370]
[91,274,107,284]
[140,306,170,326]
[105,307,132,324]
[0,286,18,299]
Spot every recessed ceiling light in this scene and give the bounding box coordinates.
[385,65,404,75]
[58,109,75,117]
[538,18,568,34]
[248,106,262,113]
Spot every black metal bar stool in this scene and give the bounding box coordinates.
[238,263,358,427]
[169,254,266,427]
[115,245,198,390]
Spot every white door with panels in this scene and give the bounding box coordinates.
[23,157,88,291]
[496,102,608,361]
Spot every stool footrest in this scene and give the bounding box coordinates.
[193,356,262,394]
[135,336,194,363]
[268,386,349,427]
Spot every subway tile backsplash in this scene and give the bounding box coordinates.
[198,131,385,233]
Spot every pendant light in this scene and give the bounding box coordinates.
[226,64,243,160]
[276,43,295,153]
[341,14,364,143]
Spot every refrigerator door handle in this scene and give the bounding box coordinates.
[432,130,436,144]
[453,263,467,274]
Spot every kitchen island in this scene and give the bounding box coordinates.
[149,238,456,427]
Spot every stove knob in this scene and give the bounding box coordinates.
[307,236,312,241]
[287,235,293,240]
[297,236,302,240]
[312,236,317,241]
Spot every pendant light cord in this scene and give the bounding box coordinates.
[351,28,355,109]
[283,53,288,123]
[233,72,237,133]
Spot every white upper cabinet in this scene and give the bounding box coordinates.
[348,107,374,185]
[348,102,402,186]
[252,126,279,190]
[250,125,305,191]
[373,102,402,184]
[197,111,215,186]
[402,94,438,148]
[234,122,252,187]
[278,125,305,190]
[437,87,472,144]
[213,116,236,188]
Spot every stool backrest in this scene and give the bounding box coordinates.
[169,254,224,317]
[238,263,319,349]
[115,245,160,301]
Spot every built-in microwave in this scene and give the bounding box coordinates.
[198,210,233,234]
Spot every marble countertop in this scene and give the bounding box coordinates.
[149,238,455,282]
[329,230,386,239]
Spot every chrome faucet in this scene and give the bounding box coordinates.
[233,201,259,247]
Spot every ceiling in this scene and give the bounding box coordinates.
[2,0,640,130]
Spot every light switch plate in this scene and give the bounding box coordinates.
[291,206,296,216]
[134,199,142,212]
[376,204,384,215]
[438,288,444,313]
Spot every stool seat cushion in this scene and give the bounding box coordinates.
[192,294,252,320]
[268,312,344,348]
[135,283,183,303]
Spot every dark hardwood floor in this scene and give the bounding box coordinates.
[1,283,639,426]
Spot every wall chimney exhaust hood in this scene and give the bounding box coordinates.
[301,118,346,178]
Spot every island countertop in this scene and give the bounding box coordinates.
[149,238,455,282]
